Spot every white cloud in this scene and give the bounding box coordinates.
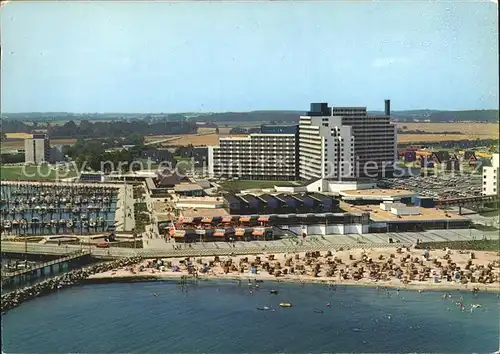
[371,57,409,68]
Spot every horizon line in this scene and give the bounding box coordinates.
[2,108,499,116]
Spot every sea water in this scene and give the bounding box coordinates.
[2,281,499,353]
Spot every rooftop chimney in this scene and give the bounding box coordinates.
[384,99,391,116]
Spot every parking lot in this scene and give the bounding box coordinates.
[381,173,482,200]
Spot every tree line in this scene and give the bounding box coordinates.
[63,137,177,173]
[0,119,198,139]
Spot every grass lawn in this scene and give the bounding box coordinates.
[0,165,78,181]
[220,180,299,191]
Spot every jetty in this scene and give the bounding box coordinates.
[2,250,92,288]
[1,256,142,313]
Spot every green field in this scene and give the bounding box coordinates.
[220,180,299,192]
[0,165,78,181]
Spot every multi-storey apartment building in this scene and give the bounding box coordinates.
[208,125,298,180]
[24,133,50,164]
[299,100,397,181]
[482,153,499,195]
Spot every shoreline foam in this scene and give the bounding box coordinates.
[86,270,500,293]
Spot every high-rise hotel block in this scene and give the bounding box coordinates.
[208,125,298,180]
[24,133,50,164]
[299,100,397,181]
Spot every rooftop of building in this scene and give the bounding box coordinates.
[340,189,417,199]
[174,183,204,192]
[194,180,211,188]
[156,169,188,187]
[340,202,467,223]
[181,208,229,218]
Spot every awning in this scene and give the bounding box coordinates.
[235,231,245,236]
[201,217,212,223]
[222,216,232,222]
[180,217,193,223]
[213,232,225,237]
[239,217,250,222]
[252,231,264,236]
[258,216,269,222]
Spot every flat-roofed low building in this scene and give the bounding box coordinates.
[340,189,417,205]
[341,202,470,232]
[173,210,370,236]
[175,197,225,210]
[174,183,204,197]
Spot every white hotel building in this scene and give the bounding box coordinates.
[24,133,50,164]
[208,126,298,180]
[299,101,397,181]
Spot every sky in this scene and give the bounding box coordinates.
[1,1,498,113]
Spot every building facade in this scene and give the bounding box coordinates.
[299,100,397,181]
[482,153,499,195]
[209,125,298,180]
[24,134,50,164]
[49,145,65,163]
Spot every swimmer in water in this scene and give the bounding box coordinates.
[325,302,331,307]
[396,288,400,295]
[153,293,159,297]
[470,304,482,312]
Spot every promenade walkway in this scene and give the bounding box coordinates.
[2,229,498,259]
[114,184,135,232]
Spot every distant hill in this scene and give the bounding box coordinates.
[2,109,498,123]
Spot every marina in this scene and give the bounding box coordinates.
[0,183,119,236]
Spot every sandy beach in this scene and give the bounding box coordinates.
[89,246,500,293]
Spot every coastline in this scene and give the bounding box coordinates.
[4,245,499,313]
[85,246,500,293]
[86,269,500,293]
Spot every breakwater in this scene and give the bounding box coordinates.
[1,256,142,313]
